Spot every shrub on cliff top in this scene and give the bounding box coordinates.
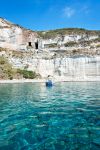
[38,28,99,39]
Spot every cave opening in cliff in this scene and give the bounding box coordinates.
[35,42,38,49]
[28,42,32,47]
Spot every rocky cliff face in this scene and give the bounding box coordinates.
[7,54,100,81]
[0,18,100,81]
[0,18,38,51]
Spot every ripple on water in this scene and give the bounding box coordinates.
[0,82,100,150]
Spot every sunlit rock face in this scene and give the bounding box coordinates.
[0,18,100,52]
[31,56,100,81]
[9,55,100,81]
[0,18,100,81]
[41,35,99,50]
[0,18,38,51]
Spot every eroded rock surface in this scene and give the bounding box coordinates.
[0,18,100,81]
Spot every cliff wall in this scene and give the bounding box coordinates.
[0,18,100,81]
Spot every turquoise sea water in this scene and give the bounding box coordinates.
[0,82,100,150]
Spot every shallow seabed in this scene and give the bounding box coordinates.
[0,82,100,150]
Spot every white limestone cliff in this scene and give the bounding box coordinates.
[0,18,38,51]
[0,18,100,81]
[7,54,100,81]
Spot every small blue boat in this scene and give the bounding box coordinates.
[46,80,53,87]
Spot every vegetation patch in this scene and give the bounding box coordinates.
[64,41,77,47]
[96,44,100,48]
[0,56,41,80]
[0,56,15,79]
[92,37,100,42]
[44,43,57,48]
[17,69,38,79]
[0,47,8,52]
[38,28,100,39]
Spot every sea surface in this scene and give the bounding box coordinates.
[0,82,100,150]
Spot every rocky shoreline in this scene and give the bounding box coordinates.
[0,77,100,84]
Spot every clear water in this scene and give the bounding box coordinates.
[0,82,100,150]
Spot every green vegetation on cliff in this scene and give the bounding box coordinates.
[64,41,77,47]
[0,56,40,80]
[17,69,38,79]
[38,28,100,39]
[0,56,14,79]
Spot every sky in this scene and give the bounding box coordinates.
[0,0,100,31]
